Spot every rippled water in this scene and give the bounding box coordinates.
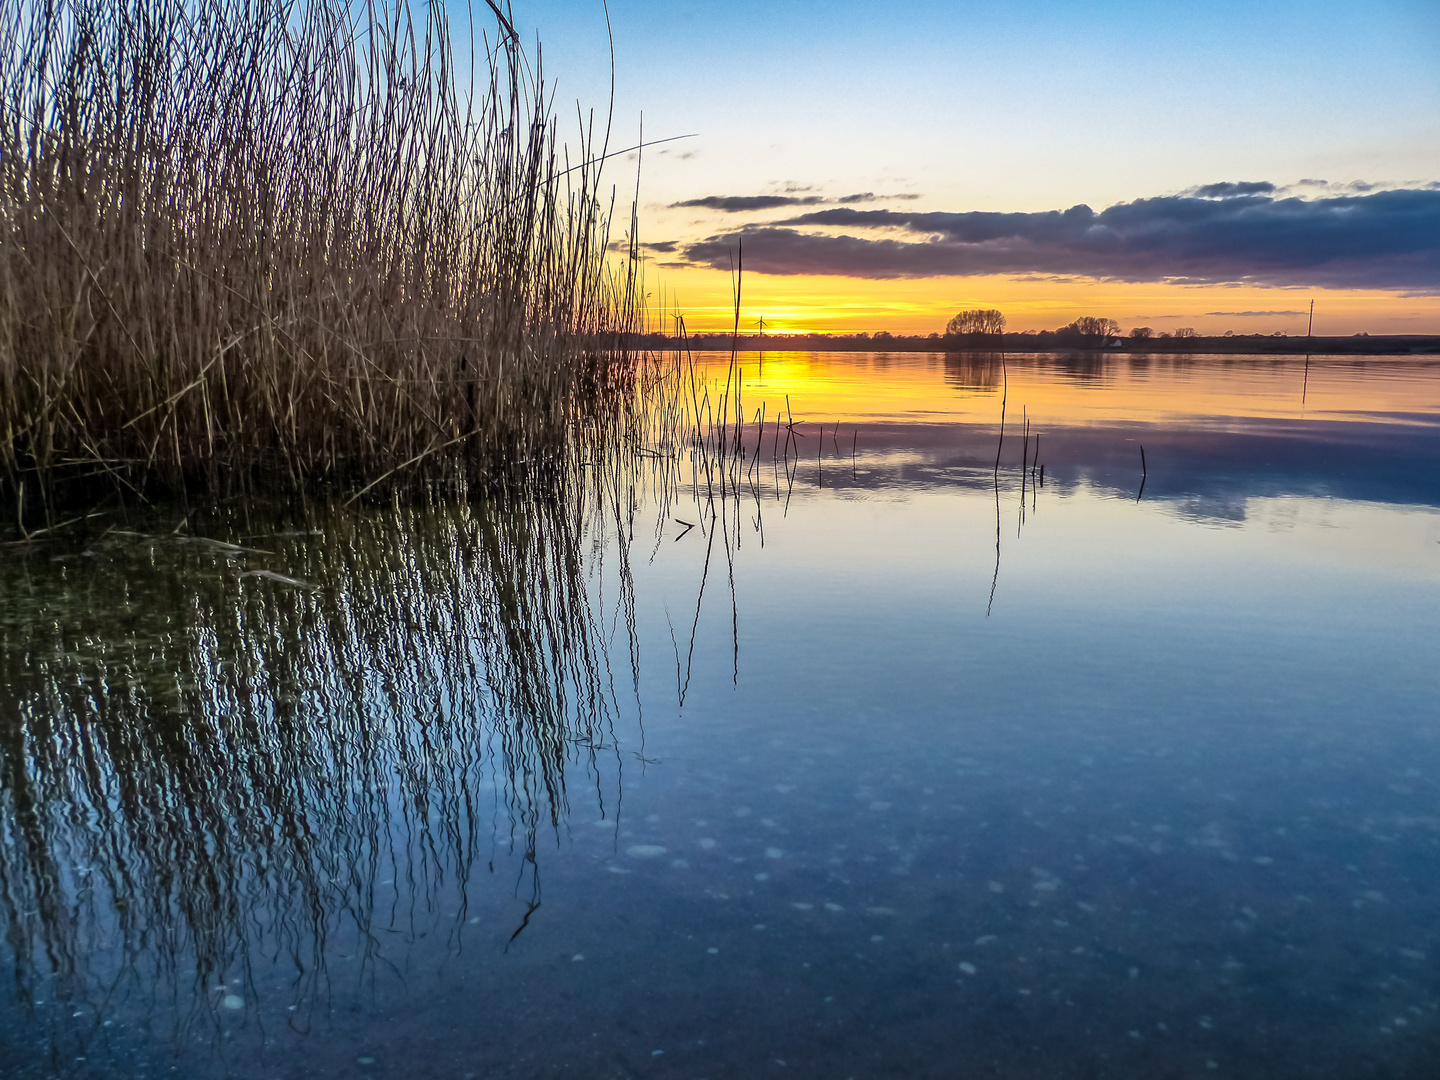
[2,351,1438,1078]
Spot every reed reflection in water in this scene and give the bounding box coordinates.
[0,491,647,1062]
[0,347,769,1070]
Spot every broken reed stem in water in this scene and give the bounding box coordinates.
[0,0,643,524]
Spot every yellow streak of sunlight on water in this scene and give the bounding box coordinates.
[692,351,1440,430]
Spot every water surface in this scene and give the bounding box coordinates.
[2,351,1438,1078]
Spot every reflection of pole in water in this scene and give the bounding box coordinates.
[1018,409,1029,537]
[1032,434,1040,511]
[988,347,1008,616]
[988,470,1002,617]
[993,353,1008,476]
[1303,298,1314,405]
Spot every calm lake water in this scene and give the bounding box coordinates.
[2,351,1439,1078]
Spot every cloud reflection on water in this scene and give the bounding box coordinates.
[703,351,1440,522]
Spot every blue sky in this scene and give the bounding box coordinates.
[495,0,1440,332]
[511,0,1438,207]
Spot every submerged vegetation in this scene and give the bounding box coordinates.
[0,0,642,526]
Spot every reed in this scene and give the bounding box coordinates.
[0,0,641,525]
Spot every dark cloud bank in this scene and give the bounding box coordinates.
[669,185,1440,292]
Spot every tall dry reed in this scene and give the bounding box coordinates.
[0,0,641,523]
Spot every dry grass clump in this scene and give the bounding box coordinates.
[0,0,641,523]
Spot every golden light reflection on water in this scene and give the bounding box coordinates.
[691,350,1440,430]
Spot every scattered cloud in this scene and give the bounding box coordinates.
[1189,181,1276,198]
[1010,273,1086,285]
[672,195,826,211]
[608,239,682,257]
[670,184,1440,291]
[834,192,922,204]
[1203,310,1307,317]
[1280,178,1439,196]
[669,192,923,212]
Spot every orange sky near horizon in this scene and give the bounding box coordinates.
[642,267,1440,339]
[519,1,1440,344]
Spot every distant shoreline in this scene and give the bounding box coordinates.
[625,333,1440,356]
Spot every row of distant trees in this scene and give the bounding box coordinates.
[1128,325,1199,340]
[946,309,1199,341]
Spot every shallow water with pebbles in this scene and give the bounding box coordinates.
[2,352,1439,1078]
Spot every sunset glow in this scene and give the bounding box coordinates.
[647,271,1435,338]
[520,0,1439,337]
[9,2,1440,1075]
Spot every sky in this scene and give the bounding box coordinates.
[501,0,1440,335]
